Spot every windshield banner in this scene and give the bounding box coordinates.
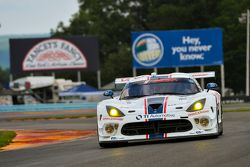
[131,28,223,68]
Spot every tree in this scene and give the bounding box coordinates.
[52,0,250,93]
[0,67,9,88]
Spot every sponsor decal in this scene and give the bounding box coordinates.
[110,136,124,140]
[120,78,130,82]
[136,115,143,120]
[102,117,123,121]
[190,130,204,135]
[111,137,117,140]
[179,97,187,100]
[188,110,209,116]
[23,39,87,71]
[136,113,175,120]
[150,78,177,83]
[196,130,204,134]
[132,33,164,66]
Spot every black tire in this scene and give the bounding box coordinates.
[219,105,223,135]
[99,142,114,148]
[217,105,223,136]
[99,142,127,148]
[219,122,223,135]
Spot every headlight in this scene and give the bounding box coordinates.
[104,123,119,134]
[200,118,209,127]
[105,124,115,133]
[106,106,125,117]
[187,99,206,112]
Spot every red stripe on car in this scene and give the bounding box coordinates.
[144,98,149,139]
[163,97,168,120]
[144,98,148,122]
[163,97,168,138]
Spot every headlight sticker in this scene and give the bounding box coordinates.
[102,117,124,121]
[188,110,209,116]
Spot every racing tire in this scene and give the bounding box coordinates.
[99,142,127,148]
[219,122,223,136]
[216,105,223,136]
[218,119,223,136]
[218,105,223,136]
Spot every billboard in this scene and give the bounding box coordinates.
[10,36,99,74]
[132,28,223,68]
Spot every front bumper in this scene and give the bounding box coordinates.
[98,110,219,142]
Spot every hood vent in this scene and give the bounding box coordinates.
[149,104,162,110]
[128,110,136,113]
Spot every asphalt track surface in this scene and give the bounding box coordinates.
[0,112,250,167]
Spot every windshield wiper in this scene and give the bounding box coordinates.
[152,92,189,95]
[182,92,197,95]
[122,95,148,99]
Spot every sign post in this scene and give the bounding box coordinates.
[175,67,179,72]
[221,64,225,96]
[239,9,250,96]
[247,10,249,96]
[133,67,137,77]
[52,72,55,78]
[9,74,13,82]
[200,66,205,89]
[77,71,81,82]
[97,70,101,89]
[153,68,158,74]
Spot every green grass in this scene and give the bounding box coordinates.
[223,108,250,112]
[0,131,16,148]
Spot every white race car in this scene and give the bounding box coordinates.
[97,72,223,147]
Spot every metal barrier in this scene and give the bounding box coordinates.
[0,102,97,112]
[222,96,250,104]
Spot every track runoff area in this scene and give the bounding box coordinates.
[0,110,250,167]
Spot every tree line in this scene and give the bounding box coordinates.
[1,0,249,94]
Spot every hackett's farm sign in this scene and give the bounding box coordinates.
[22,39,87,71]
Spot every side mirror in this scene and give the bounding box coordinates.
[103,90,114,98]
[206,83,219,92]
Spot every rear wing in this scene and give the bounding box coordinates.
[115,75,150,85]
[115,71,215,85]
[190,71,215,79]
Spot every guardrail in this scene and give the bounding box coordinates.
[222,96,250,104]
[0,102,98,112]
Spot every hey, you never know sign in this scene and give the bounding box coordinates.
[131,28,223,68]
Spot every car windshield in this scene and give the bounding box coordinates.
[120,78,200,100]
